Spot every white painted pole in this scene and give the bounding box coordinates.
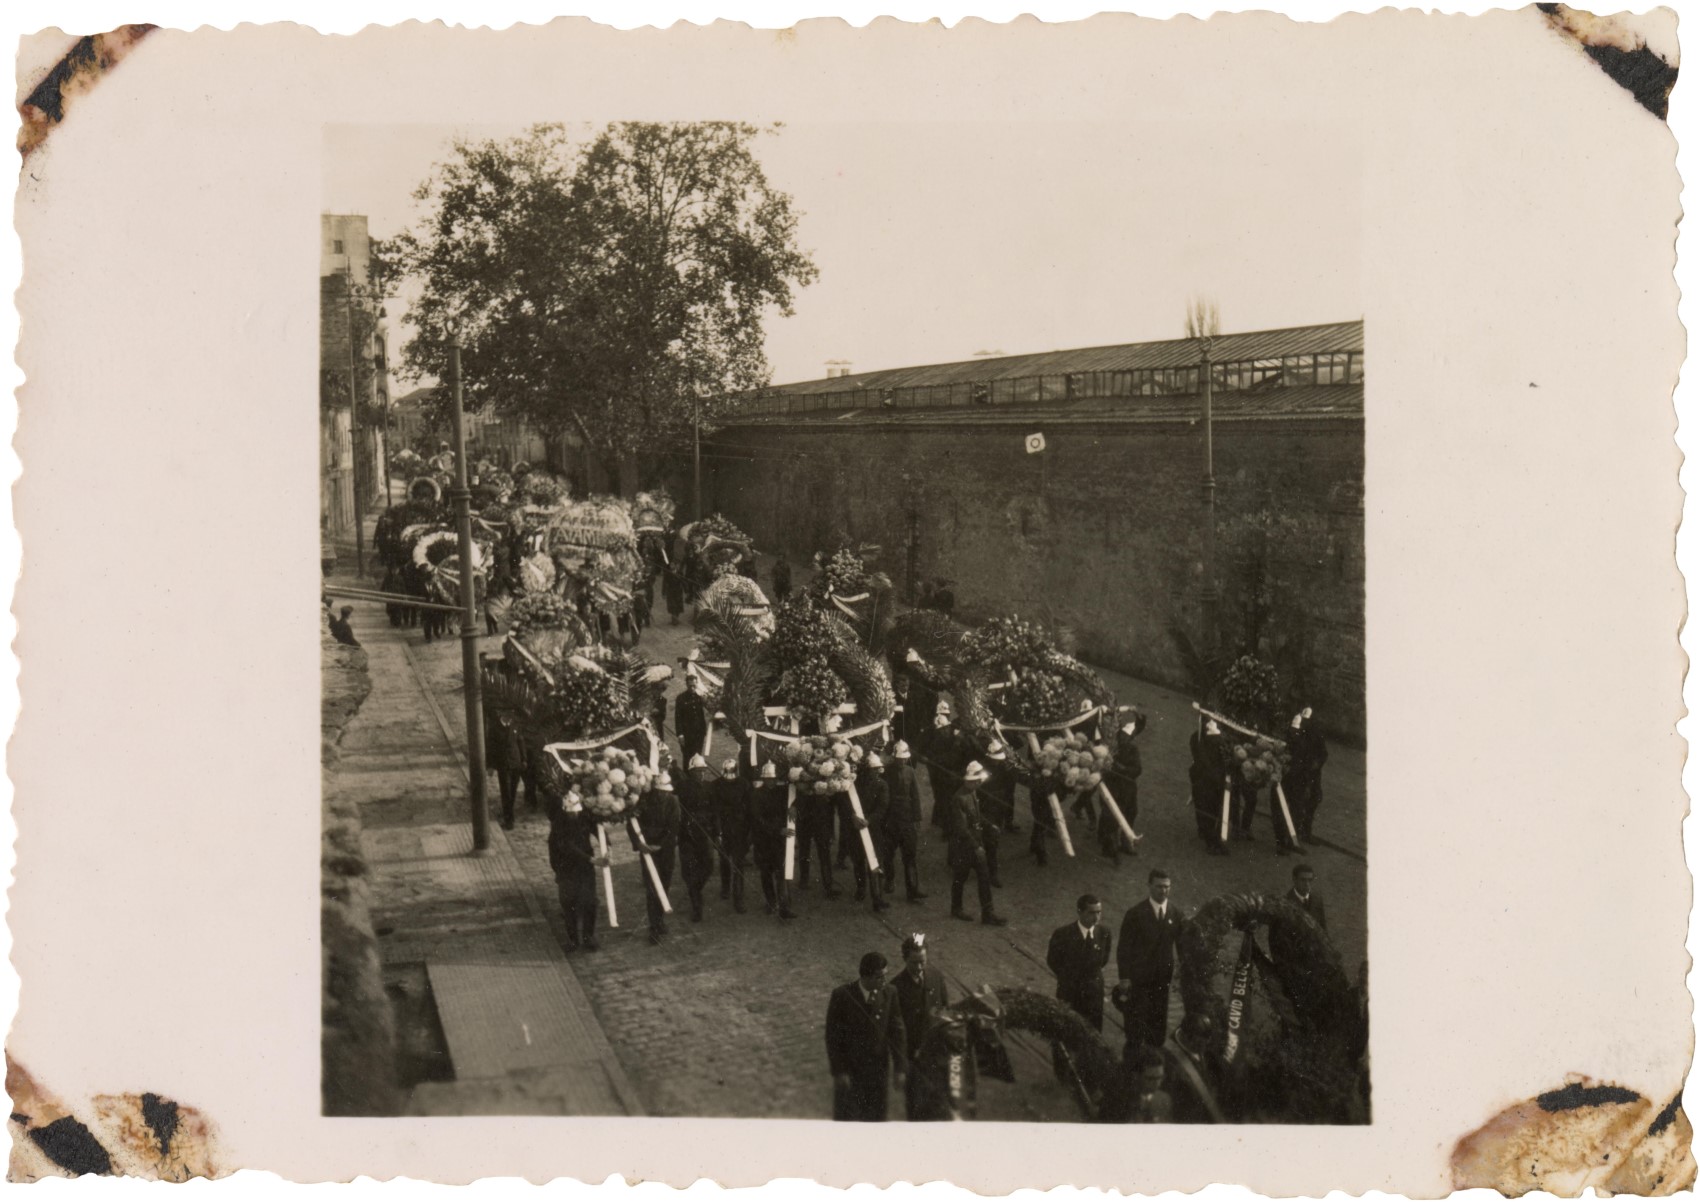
[629,817,673,914]
[783,784,798,881]
[1049,794,1075,857]
[845,779,881,872]
[1274,781,1298,840]
[597,824,618,928]
[1219,779,1233,843]
[1097,781,1140,846]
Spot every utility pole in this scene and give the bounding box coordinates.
[344,262,366,578]
[449,342,491,852]
[1188,297,1221,657]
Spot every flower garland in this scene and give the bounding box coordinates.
[1031,732,1112,793]
[522,473,568,506]
[561,746,654,821]
[1232,736,1291,787]
[691,513,747,544]
[411,529,485,570]
[993,667,1073,727]
[508,591,578,639]
[774,735,866,795]
[768,595,834,662]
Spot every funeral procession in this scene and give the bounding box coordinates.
[320,121,1367,1125]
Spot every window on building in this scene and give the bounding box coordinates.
[333,239,344,255]
[1347,352,1364,384]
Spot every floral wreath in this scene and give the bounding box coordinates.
[412,530,484,570]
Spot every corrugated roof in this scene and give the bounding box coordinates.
[766,319,1363,396]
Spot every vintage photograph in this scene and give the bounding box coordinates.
[319,118,1367,1124]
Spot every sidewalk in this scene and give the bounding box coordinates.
[323,522,643,1117]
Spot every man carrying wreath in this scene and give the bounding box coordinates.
[947,763,1008,927]
[630,773,682,945]
[749,762,796,921]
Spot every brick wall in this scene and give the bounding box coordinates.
[690,417,1364,742]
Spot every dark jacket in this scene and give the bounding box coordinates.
[630,789,681,853]
[675,690,710,759]
[679,768,719,855]
[981,757,1017,824]
[712,776,750,843]
[1286,888,1327,930]
[825,981,907,1081]
[483,709,524,772]
[852,769,890,832]
[772,558,792,595]
[547,809,599,881]
[886,761,923,830]
[1047,921,1113,1014]
[946,784,988,865]
[1106,739,1142,804]
[750,781,791,841]
[1117,899,1180,986]
[329,617,361,647]
[891,965,951,1061]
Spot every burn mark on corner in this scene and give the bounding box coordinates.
[1453,1075,1696,1196]
[25,1117,112,1177]
[17,25,157,161]
[1538,1081,1642,1111]
[1537,4,1678,120]
[7,1058,218,1181]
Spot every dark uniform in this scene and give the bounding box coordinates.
[675,687,709,764]
[772,556,792,601]
[547,805,601,951]
[677,765,719,921]
[880,755,926,900]
[796,787,841,897]
[483,707,526,830]
[1029,777,1059,866]
[1290,719,1330,842]
[980,753,1017,888]
[825,979,907,1122]
[1191,730,1231,855]
[1101,731,1143,861]
[846,766,891,911]
[946,782,1004,924]
[630,785,681,942]
[712,768,750,908]
[662,562,685,623]
[1117,898,1180,1053]
[749,776,795,919]
[925,722,967,829]
[892,959,951,1120]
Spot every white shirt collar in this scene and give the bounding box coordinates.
[1151,898,1166,918]
[1077,921,1096,939]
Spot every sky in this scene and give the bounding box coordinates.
[324,121,1362,388]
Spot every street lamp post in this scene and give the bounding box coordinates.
[449,342,491,853]
[692,391,703,521]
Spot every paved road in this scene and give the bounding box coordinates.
[389,568,1366,1121]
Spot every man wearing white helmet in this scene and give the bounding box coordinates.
[749,761,797,920]
[1189,719,1230,856]
[630,772,682,944]
[946,761,1008,926]
[547,789,609,953]
[980,740,1016,889]
[925,704,968,830]
[712,757,751,912]
[678,754,720,922]
[880,741,927,902]
[1101,710,1146,863]
[1287,706,1329,845]
[848,752,892,913]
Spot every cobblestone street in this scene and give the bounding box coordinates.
[382,561,1366,1121]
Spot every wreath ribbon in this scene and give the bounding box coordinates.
[744,717,892,766]
[992,705,1105,735]
[828,591,870,619]
[543,720,660,772]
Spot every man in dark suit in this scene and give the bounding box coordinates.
[1046,894,1113,1032]
[749,762,796,920]
[825,951,908,1121]
[547,790,607,952]
[1101,712,1145,862]
[1116,868,1181,1053]
[890,933,950,1119]
[675,674,710,764]
[1286,863,1327,929]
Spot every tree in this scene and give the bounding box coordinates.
[392,122,818,490]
